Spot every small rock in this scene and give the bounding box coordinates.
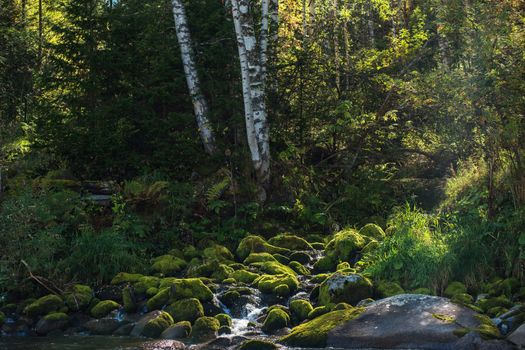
[142,340,185,350]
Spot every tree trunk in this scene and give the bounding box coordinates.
[172,0,216,155]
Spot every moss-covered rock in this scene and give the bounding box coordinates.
[474,314,501,339]
[274,284,290,297]
[223,278,235,284]
[220,290,240,307]
[151,255,187,276]
[476,295,513,312]
[311,242,325,250]
[308,306,330,319]
[229,270,260,284]
[64,284,93,312]
[142,311,174,338]
[487,306,508,317]
[211,264,234,281]
[268,234,314,250]
[484,277,520,297]
[134,276,161,295]
[238,339,278,350]
[333,302,353,310]
[24,294,64,317]
[192,316,220,340]
[376,281,405,298]
[122,286,136,313]
[203,244,235,263]
[272,253,290,265]
[158,278,213,302]
[451,293,474,305]
[288,261,310,276]
[250,261,297,276]
[256,274,299,294]
[35,312,69,335]
[280,308,363,347]
[361,240,380,254]
[165,298,204,323]
[318,273,373,306]
[359,223,386,241]
[183,246,200,260]
[313,255,337,273]
[289,251,311,264]
[290,299,313,324]
[262,308,290,333]
[91,300,120,318]
[244,252,277,264]
[236,235,291,260]
[325,229,366,261]
[444,281,467,298]
[310,273,330,284]
[146,287,159,297]
[111,272,144,285]
[147,288,171,311]
[215,313,232,327]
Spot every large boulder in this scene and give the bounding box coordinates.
[83,317,122,335]
[325,229,366,262]
[268,234,314,251]
[326,294,507,349]
[236,235,290,260]
[35,312,69,335]
[318,273,373,306]
[23,294,64,317]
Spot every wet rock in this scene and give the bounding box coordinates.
[84,317,122,335]
[455,332,516,350]
[192,316,220,341]
[142,311,174,338]
[160,321,191,339]
[262,308,289,333]
[35,312,69,335]
[507,324,525,347]
[326,294,502,349]
[189,337,232,350]
[142,339,185,350]
[237,339,278,350]
[91,300,121,318]
[113,323,134,336]
[131,310,166,337]
[165,298,204,323]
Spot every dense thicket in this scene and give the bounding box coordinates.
[0,0,523,298]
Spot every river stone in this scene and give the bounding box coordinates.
[130,310,164,337]
[35,315,69,335]
[327,294,489,349]
[142,340,185,350]
[508,324,525,347]
[83,317,122,335]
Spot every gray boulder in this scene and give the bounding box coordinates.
[83,317,122,335]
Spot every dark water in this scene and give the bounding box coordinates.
[0,336,148,350]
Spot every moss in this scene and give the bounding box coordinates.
[432,313,456,323]
[215,313,232,327]
[238,339,278,350]
[337,262,351,270]
[43,312,69,322]
[376,281,405,298]
[288,261,310,276]
[111,272,144,285]
[24,294,64,317]
[268,234,314,250]
[274,284,290,297]
[476,295,513,312]
[221,291,240,307]
[251,261,297,276]
[451,293,474,305]
[211,264,234,281]
[487,306,508,317]
[310,274,330,284]
[272,253,290,265]
[165,298,204,323]
[313,255,337,273]
[134,276,161,295]
[244,252,277,264]
[281,308,363,347]
[333,302,353,310]
[203,244,235,263]
[453,327,471,337]
[183,246,200,260]
[318,273,373,306]
[411,287,432,295]
[268,304,289,313]
[192,316,220,340]
[122,286,136,313]
[146,287,159,297]
[359,223,386,241]
[90,300,120,318]
[289,252,311,264]
[262,308,290,333]
[229,270,260,284]
[166,321,192,338]
[256,274,299,294]
[0,311,5,325]
[218,325,231,335]
[142,311,174,338]
[308,306,330,319]
[290,299,313,324]
[223,278,235,284]
[158,278,213,302]
[236,235,291,260]
[151,255,187,276]
[361,240,380,254]
[325,229,366,261]
[474,314,501,339]
[64,284,93,312]
[444,281,467,298]
[147,288,171,311]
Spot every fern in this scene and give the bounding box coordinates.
[206,176,230,203]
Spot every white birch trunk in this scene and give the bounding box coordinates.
[172,0,216,155]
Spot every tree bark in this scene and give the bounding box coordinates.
[172,0,216,155]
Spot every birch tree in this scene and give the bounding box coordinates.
[230,0,273,192]
[172,0,216,155]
